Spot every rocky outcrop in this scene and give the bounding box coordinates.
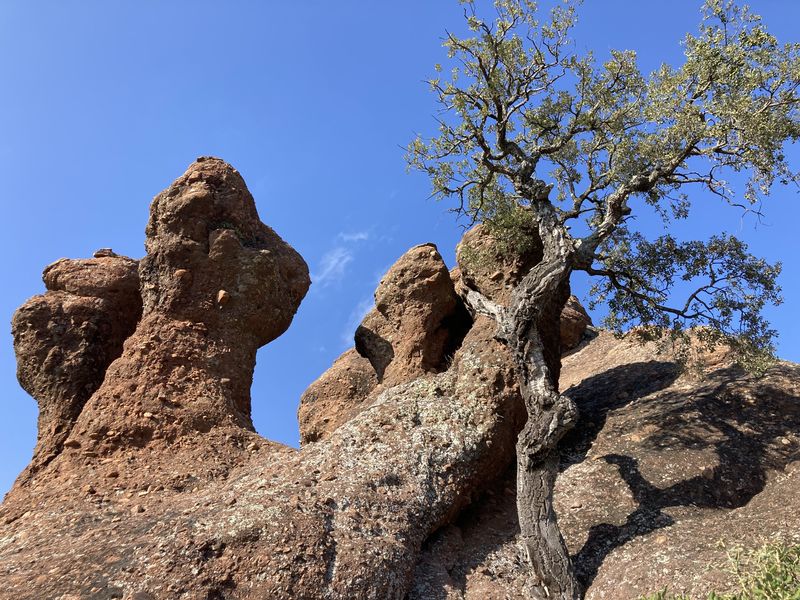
[454,222,581,382]
[355,243,471,387]
[297,348,377,444]
[297,240,592,446]
[299,243,472,445]
[410,332,800,599]
[11,254,141,476]
[2,159,797,600]
[0,296,525,600]
[64,156,311,459]
[0,159,524,600]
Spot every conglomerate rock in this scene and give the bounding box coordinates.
[297,348,378,444]
[0,303,525,600]
[560,295,592,352]
[354,243,472,387]
[298,243,591,447]
[65,156,311,457]
[454,222,542,308]
[300,243,473,446]
[11,254,141,478]
[298,307,591,447]
[453,221,574,383]
[2,158,797,600]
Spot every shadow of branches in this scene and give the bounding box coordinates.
[565,363,800,588]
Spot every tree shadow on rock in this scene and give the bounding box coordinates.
[571,363,800,589]
[411,361,682,599]
[559,360,682,470]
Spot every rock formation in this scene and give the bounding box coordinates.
[0,158,527,599]
[297,238,590,445]
[296,348,378,444]
[410,332,800,599]
[1,158,796,600]
[299,243,474,445]
[11,254,141,477]
[355,243,471,386]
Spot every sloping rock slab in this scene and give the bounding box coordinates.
[410,332,800,599]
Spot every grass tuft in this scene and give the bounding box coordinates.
[640,543,800,600]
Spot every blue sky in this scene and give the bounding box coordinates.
[1,1,798,496]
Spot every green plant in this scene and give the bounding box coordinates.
[640,543,800,600]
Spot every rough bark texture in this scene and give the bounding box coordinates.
[471,205,582,598]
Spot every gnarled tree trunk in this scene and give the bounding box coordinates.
[503,205,582,598]
[509,296,581,599]
[460,201,583,596]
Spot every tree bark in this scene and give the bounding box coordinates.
[511,323,581,599]
[518,452,580,599]
[504,203,582,598]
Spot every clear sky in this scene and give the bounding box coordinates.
[1,1,798,497]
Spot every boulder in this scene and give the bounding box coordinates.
[454,222,542,307]
[561,294,592,351]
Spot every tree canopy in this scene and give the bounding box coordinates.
[408,0,800,369]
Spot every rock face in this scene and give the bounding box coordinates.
[561,294,592,351]
[11,255,141,477]
[297,237,591,447]
[355,243,472,387]
[0,159,523,600]
[2,161,797,600]
[297,348,377,444]
[454,222,580,382]
[410,332,800,599]
[454,222,542,307]
[298,243,474,445]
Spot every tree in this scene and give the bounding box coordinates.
[407,0,799,597]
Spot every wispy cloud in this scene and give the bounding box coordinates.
[337,231,370,243]
[312,247,354,287]
[339,296,374,349]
